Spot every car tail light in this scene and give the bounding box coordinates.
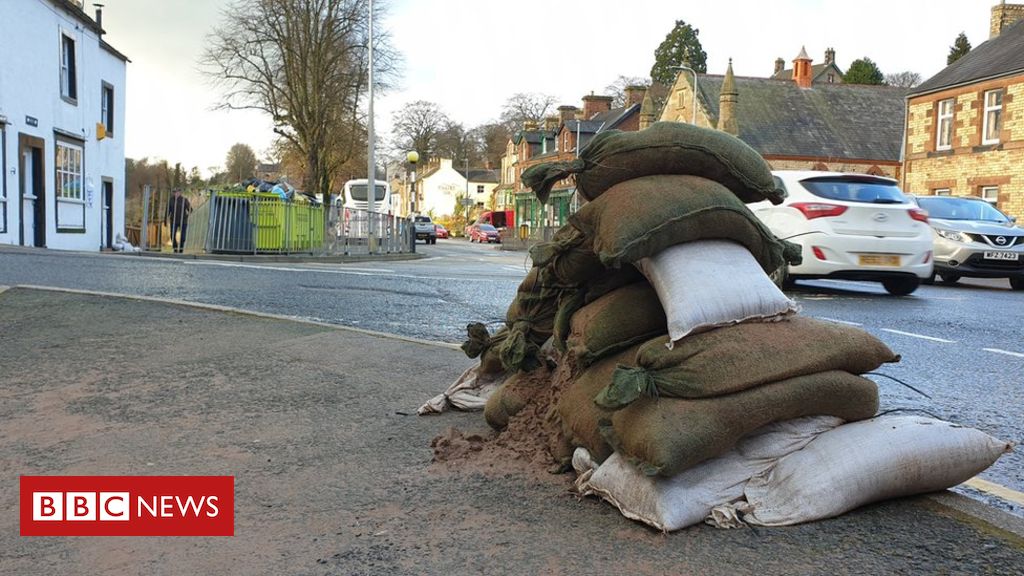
[791,202,848,219]
[908,208,929,223]
[812,246,827,261]
[923,250,932,264]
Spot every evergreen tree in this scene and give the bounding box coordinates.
[650,20,707,85]
[843,57,885,85]
[948,32,971,65]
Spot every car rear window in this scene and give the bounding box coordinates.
[479,224,497,231]
[799,176,907,204]
[414,216,431,222]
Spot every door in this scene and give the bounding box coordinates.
[103,180,114,248]
[18,134,45,247]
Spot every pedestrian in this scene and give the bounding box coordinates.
[166,188,192,253]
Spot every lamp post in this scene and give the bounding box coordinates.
[406,150,419,252]
[367,0,376,253]
[673,64,698,125]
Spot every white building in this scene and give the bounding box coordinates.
[417,158,499,218]
[0,0,128,251]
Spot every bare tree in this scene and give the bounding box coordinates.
[605,75,649,107]
[225,143,258,183]
[200,0,398,214]
[389,100,451,165]
[499,92,557,133]
[884,71,922,88]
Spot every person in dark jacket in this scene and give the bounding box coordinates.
[166,188,192,253]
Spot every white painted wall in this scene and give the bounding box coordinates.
[0,0,127,251]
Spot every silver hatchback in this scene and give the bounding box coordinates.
[910,195,1024,290]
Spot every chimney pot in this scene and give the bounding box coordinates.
[774,57,785,76]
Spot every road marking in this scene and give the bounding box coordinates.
[962,477,1024,507]
[816,316,862,326]
[880,328,955,343]
[984,348,1024,358]
[182,259,509,283]
[503,265,527,272]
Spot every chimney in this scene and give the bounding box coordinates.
[773,57,785,76]
[543,116,559,131]
[991,2,1024,38]
[824,47,835,65]
[524,120,539,131]
[717,59,738,136]
[624,85,646,108]
[792,46,812,88]
[557,105,578,123]
[581,94,613,119]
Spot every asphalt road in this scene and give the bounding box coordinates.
[1,240,1021,515]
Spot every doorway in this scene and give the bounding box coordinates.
[103,179,114,248]
[18,134,45,247]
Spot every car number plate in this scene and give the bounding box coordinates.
[859,254,901,267]
[984,251,1020,261]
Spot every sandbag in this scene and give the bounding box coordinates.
[460,323,510,376]
[569,175,801,273]
[566,282,667,368]
[556,347,640,463]
[499,272,561,372]
[573,416,843,531]
[483,370,547,430]
[724,415,1013,527]
[521,121,786,206]
[418,363,508,415]
[636,240,797,345]
[605,370,880,477]
[596,315,898,409]
[531,225,605,288]
[552,266,647,353]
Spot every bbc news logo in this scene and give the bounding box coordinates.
[20,476,233,536]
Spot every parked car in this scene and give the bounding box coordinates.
[413,215,437,244]
[909,195,1024,290]
[750,171,933,295]
[468,223,501,244]
[435,224,449,239]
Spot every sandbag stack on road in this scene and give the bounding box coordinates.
[446,122,1010,531]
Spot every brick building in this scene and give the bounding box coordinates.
[661,55,906,177]
[504,89,654,232]
[902,3,1024,221]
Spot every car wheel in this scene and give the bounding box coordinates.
[922,273,935,286]
[882,277,920,296]
[1010,277,1024,291]
[939,272,961,284]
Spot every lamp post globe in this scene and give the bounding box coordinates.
[406,151,419,164]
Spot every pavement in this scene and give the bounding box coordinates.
[2,285,1023,576]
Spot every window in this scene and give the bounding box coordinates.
[982,90,1003,144]
[101,83,115,135]
[60,33,77,101]
[936,98,954,150]
[981,186,998,205]
[827,73,835,83]
[56,141,84,200]
[476,185,484,195]
[934,188,951,196]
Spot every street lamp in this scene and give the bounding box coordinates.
[406,150,419,214]
[673,64,698,125]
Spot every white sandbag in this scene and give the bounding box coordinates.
[731,415,1013,527]
[417,364,508,414]
[635,240,798,346]
[573,416,842,531]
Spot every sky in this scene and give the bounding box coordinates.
[98,0,997,177]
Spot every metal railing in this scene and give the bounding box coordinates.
[137,187,414,256]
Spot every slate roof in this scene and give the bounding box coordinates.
[456,168,500,183]
[694,75,908,161]
[910,19,1024,96]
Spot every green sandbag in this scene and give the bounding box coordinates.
[500,274,561,372]
[567,282,667,368]
[484,373,530,430]
[461,323,510,376]
[551,265,646,353]
[521,121,785,205]
[531,225,605,288]
[595,316,900,408]
[604,370,880,477]
[556,347,640,463]
[570,174,801,273]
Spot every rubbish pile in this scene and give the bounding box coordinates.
[434,122,1012,531]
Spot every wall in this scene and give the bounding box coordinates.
[0,0,126,251]
[903,74,1024,219]
[767,158,901,179]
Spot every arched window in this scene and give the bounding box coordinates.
[867,165,885,176]
[812,162,829,171]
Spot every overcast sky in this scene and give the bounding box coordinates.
[99,0,995,177]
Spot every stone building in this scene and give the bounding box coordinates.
[661,54,906,177]
[902,3,1024,220]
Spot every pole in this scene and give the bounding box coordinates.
[366,0,376,253]
[464,156,470,230]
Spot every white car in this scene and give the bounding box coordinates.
[750,171,934,295]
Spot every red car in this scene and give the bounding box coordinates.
[435,224,449,239]
[468,223,501,243]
